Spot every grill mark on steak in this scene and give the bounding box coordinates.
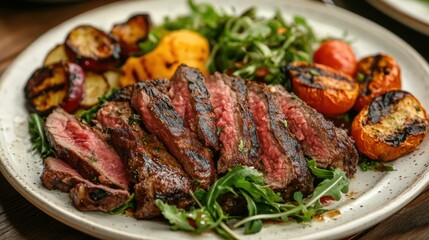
[270,85,358,176]
[96,101,193,219]
[45,108,130,189]
[108,78,170,102]
[247,82,312,198]
[70,182,130,212]
[205,72,261,174]
[169,65,219,150]
[131,81,216,190]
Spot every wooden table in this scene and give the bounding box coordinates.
[0,0,428,239]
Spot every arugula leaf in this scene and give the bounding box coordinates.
[28,113,54,159]
[158,164,349,239]
[233,164,349,229]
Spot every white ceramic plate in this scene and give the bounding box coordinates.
[1,0,429,239]
[368,0,429,36]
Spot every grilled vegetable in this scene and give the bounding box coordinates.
[351,90,428,161]
[353,54,401,111]
[80,71,109,109]
[110,14,152,56]
[284,62,359,116]
[43,44,69,66]
[313,39,357,77]
[24,62,85,114]
[103,70,121,92]
[65,25,121,72]
[119,29,209,87]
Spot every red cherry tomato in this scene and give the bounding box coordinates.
[313,39,358,77]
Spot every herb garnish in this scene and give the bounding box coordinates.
[359,156,395,172]
[28,113,54,159]
[157,161,349,239]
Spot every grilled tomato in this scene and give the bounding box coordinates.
[351,90,428,161]
[110,14,152,56]
[65,25,121,72]
[313,39,357,77]
[24,62,85,114]
[285,62,358,116]
[353,53,401,111]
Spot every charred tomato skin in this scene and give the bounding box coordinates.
[65,25,121,72]
[313,39,358,77]
[285,62,358,116]
[353,53,401,111]
[351,90,428,161]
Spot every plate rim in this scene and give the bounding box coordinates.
[368,0,429,36]
[1,0,429,239]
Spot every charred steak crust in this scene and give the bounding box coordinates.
[96,101,193,219]
[131,81,216,190]
[271,85,358,176]
[70,182,130,212]
[45,108,130,189]
[170,65,219,150]
[108,78,170,102]
[205,73,261,174]
[247,82,313,198]
[41,157,87,192]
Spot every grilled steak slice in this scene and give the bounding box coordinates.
[70,182,130,212]
[270,85,358,176]
[247,82,313,198]
[41,157,87,192]
[205,73,260,174]
[45,108,129,189]
[96,101,193,219]
[131,81,216,190]
[42,157,131,212]
[170,65,219,150]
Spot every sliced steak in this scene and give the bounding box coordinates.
[96,101,193,219]
[247,82,313,198]
[169,65,219,150]
[42,157,131,213]
[131,81,216,190]
[270,84,358,176]
[41,157,87,192]
[45,108,129,189]
[70,182,130,212]
[205,73,260,174]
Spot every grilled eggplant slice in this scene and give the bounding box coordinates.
[80,71,108,109]
[353,54,401,111]
[65,25,121,72]
[43,44,69,66]
[351,90,428,161]
[24,62,85,115]
[284,62,358,116]
[110,14,152,56]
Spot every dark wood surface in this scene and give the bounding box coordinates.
[0,0,428,239]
